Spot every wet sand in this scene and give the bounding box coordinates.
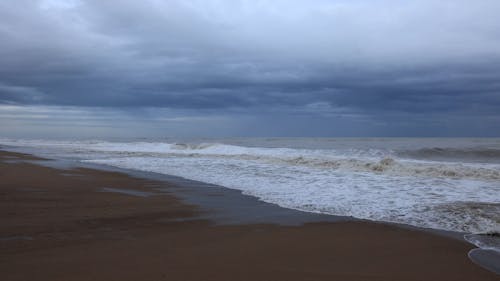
[0,150,497,281]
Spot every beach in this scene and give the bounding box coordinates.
[0,150,497,281]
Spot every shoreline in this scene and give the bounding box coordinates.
[0,145,474,239]
[0,145,481,233]
[0,145,482,240]
[1,149,498,280]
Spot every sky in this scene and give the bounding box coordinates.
[1,0,500,138]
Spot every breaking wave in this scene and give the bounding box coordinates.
[270,156,500,181]
[397,147,500,163]
[170,142,218,150]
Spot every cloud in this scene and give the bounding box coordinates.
[0,83,47,103]
[0,0,499,136]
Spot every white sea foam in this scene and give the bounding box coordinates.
[1,138,500,243]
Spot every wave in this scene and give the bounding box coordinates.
[429,202,500,233]
[170,142,218,150]
[275,157,500,181]
[77,150,500,181]
[465,231,500,252]
[2,139,500,181]
[397,147,500,163]
[83,150,500,181]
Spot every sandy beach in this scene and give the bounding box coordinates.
[0,150,497,281]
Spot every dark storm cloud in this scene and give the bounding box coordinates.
[1,0,500,136]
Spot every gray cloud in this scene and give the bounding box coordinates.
[1,0,500,137]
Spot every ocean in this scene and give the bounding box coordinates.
[1,137,499,251]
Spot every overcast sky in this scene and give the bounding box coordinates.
[1,0,500,138]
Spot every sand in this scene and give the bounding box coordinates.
[0,150,497,281]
